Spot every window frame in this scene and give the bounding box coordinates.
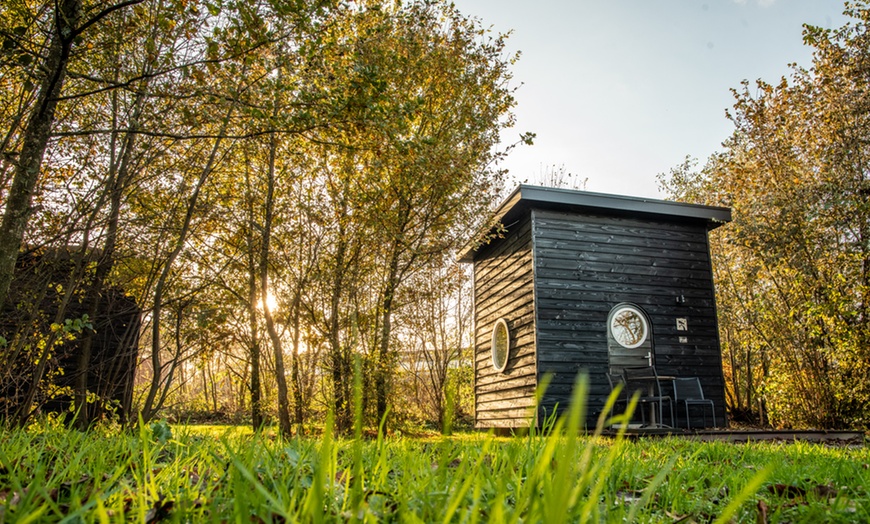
[491,317,511,373]
[608,304,650,350]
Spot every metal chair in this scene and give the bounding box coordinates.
[606,372,633,423]
[623,366,674,428]
[672,377,716,429]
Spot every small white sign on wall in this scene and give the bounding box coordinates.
[676,318,688,331]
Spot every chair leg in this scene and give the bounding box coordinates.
[684,402,717,429]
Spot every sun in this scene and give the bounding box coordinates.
[263,292,279,313]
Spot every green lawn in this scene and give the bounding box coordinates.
[0,415,867,523]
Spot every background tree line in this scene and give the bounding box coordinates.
[660,2,870,429]
[0,0,522,433]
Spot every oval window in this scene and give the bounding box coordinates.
[609,305,649,349]
[491,318,510,372]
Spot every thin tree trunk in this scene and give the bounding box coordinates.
[141,108,232,422]
[259,132,292,436]
[148,303,186,415]
[290,291,304,432]
[375,252,400,426]
[208,359,218,412]
[201,361,210,412]
[244,155,263,430]
[0,0,82,312]
[329,233,351,432]
[248,270,263,429]
[74,62,149,428]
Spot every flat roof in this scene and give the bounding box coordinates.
[458,185,731,262]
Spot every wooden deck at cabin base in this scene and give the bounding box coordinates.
[604,428,866,445]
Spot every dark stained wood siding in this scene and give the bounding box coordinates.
[473,215,537,428]
[531,209,727,427]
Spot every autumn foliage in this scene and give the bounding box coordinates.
[660,2,870,429]
[0,0,519,431]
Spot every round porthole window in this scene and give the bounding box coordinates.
[491,318,510,372]
[609,305,649,349]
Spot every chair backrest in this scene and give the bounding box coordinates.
[606,372,624,388]
[623,366,664,396]
[672,377,705,401]
[606,373,626,398]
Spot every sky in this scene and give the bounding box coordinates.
[452,0,851,198]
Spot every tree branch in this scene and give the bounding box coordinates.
[58,36,287,102]
[72,0,147,39]
[50,121,330,140]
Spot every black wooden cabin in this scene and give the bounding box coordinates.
[459,185,731,429]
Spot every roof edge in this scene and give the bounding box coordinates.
[458,185,731,262]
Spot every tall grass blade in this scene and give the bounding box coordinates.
[528,372,553,436]
[712,465,773,524]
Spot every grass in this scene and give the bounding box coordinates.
[0,381,867,522]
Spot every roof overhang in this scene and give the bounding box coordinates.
[458,185,731,262]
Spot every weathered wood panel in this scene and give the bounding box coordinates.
[475,378,537,396]
[473,215,537,428]
[476,407,538,423]
[532,209,727,428]
[475,355,536,382]
[476,392,537,410]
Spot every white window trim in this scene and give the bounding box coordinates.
[491,318,510,372]
[609,305,649,349]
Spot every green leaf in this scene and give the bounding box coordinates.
[150,420,173,444]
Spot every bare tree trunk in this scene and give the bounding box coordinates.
[290,292,305,433]
[201,361,210,412]
[208,359,218,412]
[0,0,144,310]
[375,252,400,426]
[328,233,352,433]
[244,155,263,430]
[259,132,292,436]
[0,0,82,312]
[148,303,187,415]
[74,61,149,428]
[141,108,232,422]
[248,271,263,429]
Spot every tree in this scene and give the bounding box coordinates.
[659,2,870,428]
[304,0,519,429]
[0,0,146,313]
[1,0,523,429]
[396,258,472,431]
